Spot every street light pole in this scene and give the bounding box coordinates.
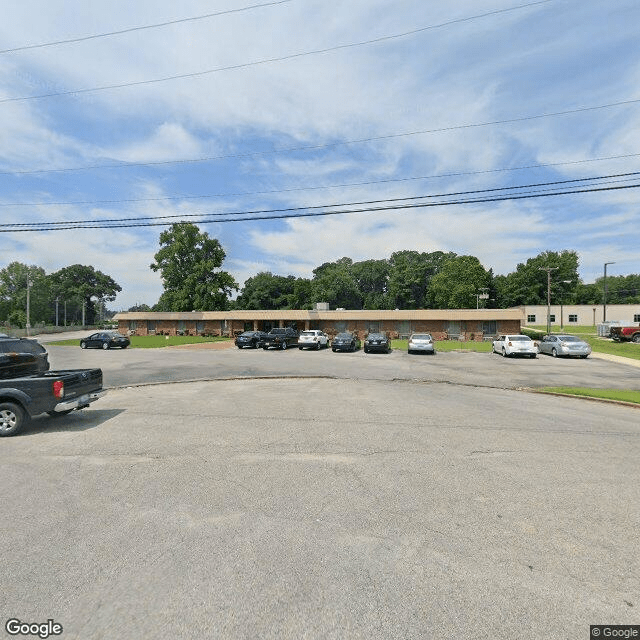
[603,262,615,323]
[539,267,558,334]
[26,274,31,337]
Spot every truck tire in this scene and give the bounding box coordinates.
[0,402,26,437]
[633,334,640,344]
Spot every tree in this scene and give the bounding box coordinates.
[494,250,580,308]
[236,272,297,310]
[49,264,121,325]
[387,250,455,309]
[428,256,491,308]
[150,223,238,311]
[311,258,362,309]
[0,262,50,326]
[351,259,390,309]
[127,303,152,312]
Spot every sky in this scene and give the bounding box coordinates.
[0,0,639,310]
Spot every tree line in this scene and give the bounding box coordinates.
[3,223,638,326]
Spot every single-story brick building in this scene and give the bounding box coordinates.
[113,308,522,341]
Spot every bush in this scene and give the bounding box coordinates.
[521,326,545,340]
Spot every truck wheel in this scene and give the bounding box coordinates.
[633,334,640,344]
[0,402,26,437]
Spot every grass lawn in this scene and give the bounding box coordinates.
[49,335,231,348]
[525,324,640,361]
[539,387,640,405]
[391,339,493,352]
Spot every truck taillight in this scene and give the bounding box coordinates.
[53,380,64,398]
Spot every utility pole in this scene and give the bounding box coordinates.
[539,267,558,334]
[603,262,615,323]
[55,297,59,327]
[26,274,31,337]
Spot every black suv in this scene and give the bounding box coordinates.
[0,337,50,379]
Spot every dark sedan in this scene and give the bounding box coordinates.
[363,332,391,354]
[331,332,361,352]
[80,331,130,350]
[235,331,267,349]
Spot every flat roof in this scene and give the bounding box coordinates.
[114,308,523,321]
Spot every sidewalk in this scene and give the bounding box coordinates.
[590,351,640,368]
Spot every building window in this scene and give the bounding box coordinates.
[634,314,640,323]
[549,315,555,322]
[367,322,380,333]
[527,315,536,323]
[196,321,205,334]
[568,314,578,323]
[482,321,497,336]
[128,320,137,331]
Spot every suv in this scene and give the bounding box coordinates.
[0,337,50,379]
[298,330,329,350]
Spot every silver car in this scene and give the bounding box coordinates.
[407,333,435,354]
[538,334,591,358]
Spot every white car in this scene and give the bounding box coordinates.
[407,333,435,354]
[298,330,329,350]
[492,334,538,358]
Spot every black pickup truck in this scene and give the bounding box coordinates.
[261,327,299,350]
[0,337,106,436]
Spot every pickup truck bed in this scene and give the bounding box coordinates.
[0,368,106,436]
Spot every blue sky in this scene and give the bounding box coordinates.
[1,0,639,310]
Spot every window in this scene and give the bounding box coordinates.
[367,322,380,333]
[527,315,536,323]
[568,314,578,323]
[196,321,205,334]
[482,321,497,335]
[129,320,137,331]
[147,321,156,333]
[549,315,555,322]
[634,314,640,323]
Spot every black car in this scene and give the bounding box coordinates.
[80,331,130,350]
[235,331,268,349]
[363,332,391,354]
[0,337,50,379]
[331,332,361,352]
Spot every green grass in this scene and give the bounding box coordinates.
[525,324,640,361]
[540,387,640,405]
[49,335,231,348]
[391,339,493,352]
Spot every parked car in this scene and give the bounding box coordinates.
[0,337,50,379]
[492,334,537,358]
[262,327,299,350]
[80,331,130,350]
[235,331,268,349]
[298,330,329,350]
[538,334,591,358]
[364,333,391,354]
[407,333,435,355]
[331,332,361,352]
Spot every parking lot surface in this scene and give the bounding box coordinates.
[2,344,639,639]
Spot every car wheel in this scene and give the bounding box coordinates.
[530,354,536,359]
[121,345,128,349]
[332,348,336,352]
[80,341,87,349]
[315,342,320,350]
[364,347,368,353]
[299,346,303,350]
[102,342,110,350]
[551,348,558,357]
[502,347,507,357]
[263,345,268,350]
[0,402,26,437]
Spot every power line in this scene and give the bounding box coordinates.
[2,171,637,226]
[0,1,294,54]
[1,177,638,232]
[3,97,639,177]
[0,0,553,104]
[2,151,639,208]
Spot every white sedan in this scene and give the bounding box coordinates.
[298,330,329,350]
[492,334,538,358]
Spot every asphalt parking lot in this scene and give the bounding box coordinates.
[2,340,639,639]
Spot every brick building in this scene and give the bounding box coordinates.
[114,308,522,341]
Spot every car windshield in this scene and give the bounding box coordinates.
[510,336,531,341]
[335,333,351,339]
[240,332,254,336]
[368,334,384,339]
[269,329,286,334]
[300,331,316,337]
[411,334,431,340]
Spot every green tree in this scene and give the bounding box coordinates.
[236,272,297,310]
[387,250,456,309]
[49,264,121,324]
[0,262,50,326]
[311,258,362,309]
[150,223,238,311]
[494,250,580,308]
[428,256,491,308]
[351,259,390,309]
